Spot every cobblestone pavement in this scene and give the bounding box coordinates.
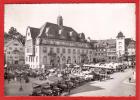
[70,69,135,96]
[4,78,37,96]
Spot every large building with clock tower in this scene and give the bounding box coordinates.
[25,15,135,69]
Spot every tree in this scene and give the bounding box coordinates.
[4,32,12,44]
[17,35,26,45]
[7,27,25,45]
[8,27,18,37]
[4,32,9,38]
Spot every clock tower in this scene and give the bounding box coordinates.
[116,32,125,57]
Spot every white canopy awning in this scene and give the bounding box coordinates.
[83,63,117,69]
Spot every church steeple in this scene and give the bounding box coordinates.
[57,15,63,26]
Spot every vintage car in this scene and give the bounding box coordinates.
[70,77,82,87]
[31,84,42,96]
[57,81,68,92]
[65,79,75,89]
[41,85,53,96]
[49,83,62,96]
[52,86,62,96]
[84,74,93,81]
[92,73,100,81]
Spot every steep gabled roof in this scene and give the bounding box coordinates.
[125,38,136,48]
[26,15,88,43]
[37,22,78,38]
[35,22,87,43]
[90,39,116,49]
[29,27,40,39]
[93,39,116,46]
[106,39,116,45]
[125,38,132,47]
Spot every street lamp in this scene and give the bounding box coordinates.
[19,65,23,91]
[19,75,23,91]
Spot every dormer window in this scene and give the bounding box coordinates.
[59,29,62,35]
[70,31,73,36]
[45,28,49,36]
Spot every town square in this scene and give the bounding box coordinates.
[4,4,136,96]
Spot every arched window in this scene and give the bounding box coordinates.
[77,49,80,54]
[57,48,60,53]
[62,48,65,53]
[62,56,66,61]
[57,56,60,63]
[90,56,92,62]
[78,56,80,63]
[67,56,71,64]
[68,49,71,54]
[43,56,47,64]
[73,49,76,54]
[62,56,66,64]
[73,56,76,63]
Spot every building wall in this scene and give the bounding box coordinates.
[94,48,107,62]
[25,38,94,69]
[4,40,25,65]
[25,36,136,69]
[106,47,117,62]
[128,48,135,56]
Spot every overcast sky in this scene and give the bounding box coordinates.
[4,3,135,40]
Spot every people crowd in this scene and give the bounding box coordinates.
[4,61,135,96]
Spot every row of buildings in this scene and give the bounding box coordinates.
[4,15,136,69]
[93,34,136,63]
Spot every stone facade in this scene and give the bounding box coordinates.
[4,39,25,65]
[93,39,117,63]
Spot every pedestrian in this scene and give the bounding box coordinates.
[129,77,131,83]
[19,77,22,83]
[25,76,29,83]
[8,77,10,83]
[14,77,17,81]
